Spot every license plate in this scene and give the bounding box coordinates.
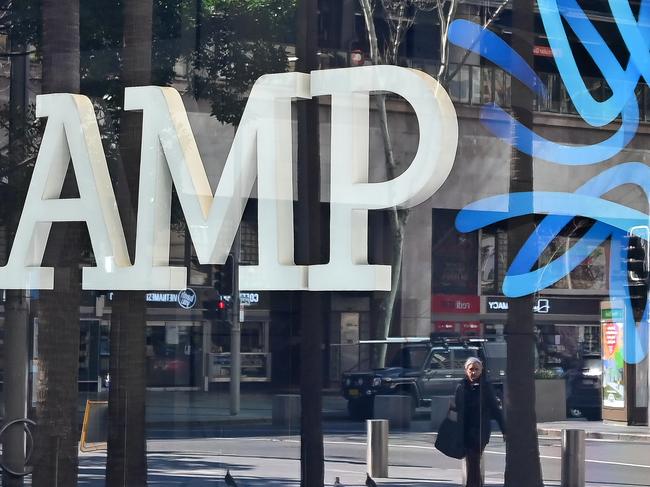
[348,388,360,397]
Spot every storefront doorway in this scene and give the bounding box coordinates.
[146,321,204,388]
[208,321,271,383]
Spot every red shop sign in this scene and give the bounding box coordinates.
[434,321,458,333]
[533,45,553,57]
[461,321,482,335]
[432,294,480,314]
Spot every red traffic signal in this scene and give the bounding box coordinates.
[202,298,229,321]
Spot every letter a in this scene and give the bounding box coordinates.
[0,94,130,289]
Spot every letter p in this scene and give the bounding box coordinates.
[308,66,458,290]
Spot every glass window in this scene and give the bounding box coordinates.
[643,85,650,121]
[482,66,494,103]
[537,232,608,292]
[452,349,476,369]
[494,69,506,106]
[432,209,478,295]
[388,346,429,369]
[240,219,259,265]
[471,66,482,105]
[428,350,451,370]
[549,73,562,112]
[448,63,461,101]
[459,65,470,104]
[189,255,209,286]
[537,72,550,111]
[480,231,498,294]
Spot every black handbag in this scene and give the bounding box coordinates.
[435,407,466,459]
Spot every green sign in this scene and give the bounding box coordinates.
[601,308,624,320]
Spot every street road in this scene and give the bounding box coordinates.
[75,427,650,486]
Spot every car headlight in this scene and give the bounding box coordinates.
[372,377,382,387]
[344,378,351,386]
[584,368,602,377]
[356,378,364,386]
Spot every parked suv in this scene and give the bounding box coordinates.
[341,337,506,419]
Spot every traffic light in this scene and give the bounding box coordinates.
[213,255,234,296]
[202,296,229,322]
[216,297,228,321]
[623,231,649,320]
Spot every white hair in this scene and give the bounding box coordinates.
[464,356,483,369]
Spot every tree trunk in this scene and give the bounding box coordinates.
[296,1,324,486]
[31,1,81,486]
[3,31,30,487]
[105,1,153,485]
[3,290,29,487]
[504,0,544,484]
[41,0,80,95]
[358,0,409,366]
[105,292,147,487]
[375,206,408,366]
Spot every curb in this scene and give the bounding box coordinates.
[537,427,650,443]
[146,410,349,427]
[147,418,272,428]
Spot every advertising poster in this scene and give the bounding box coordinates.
[601,319,625,408]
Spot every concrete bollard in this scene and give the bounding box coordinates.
[430,395,453,430]
[561,429,585,487]
[367,419,389,478]
[373,395,412,429]
[272,394,301,429]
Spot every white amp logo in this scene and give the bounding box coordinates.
[0,66,458,291]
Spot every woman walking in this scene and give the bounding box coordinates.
[457,356,505,487]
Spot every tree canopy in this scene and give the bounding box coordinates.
[192,0,295,125]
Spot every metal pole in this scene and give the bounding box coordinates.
[296,1,324,485]
[366,419,389,478]
[230,233,241,415]
[561,429,585,487]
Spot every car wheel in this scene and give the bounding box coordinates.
[583,408,602,421]
[568,408,583,418]
[347,398,373,420]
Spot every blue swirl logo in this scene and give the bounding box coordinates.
[451,0,649,363]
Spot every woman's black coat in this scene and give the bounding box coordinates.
[453,376,505,451]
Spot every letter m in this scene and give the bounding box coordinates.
[89,74,311,290]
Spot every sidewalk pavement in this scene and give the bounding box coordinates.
[78,389,650,442]
[536,419,650,442]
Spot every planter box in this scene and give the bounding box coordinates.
[535,379,567,422]
[272,394,300,429]
[373,395,412,429]
[430,395,453,430]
